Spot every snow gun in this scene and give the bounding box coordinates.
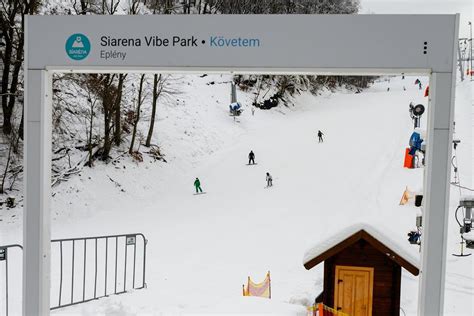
[229,102,243,118]
[404,129,425,168]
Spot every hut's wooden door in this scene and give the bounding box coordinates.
[334,265,374,316]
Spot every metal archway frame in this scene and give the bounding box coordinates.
[24,14,459,315]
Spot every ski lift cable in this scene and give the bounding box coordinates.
[451,183,474,192]
[450,147,474,192]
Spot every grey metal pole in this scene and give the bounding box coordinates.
[418,72,456,315]
[418,15,459,316]
[23,69,52,316]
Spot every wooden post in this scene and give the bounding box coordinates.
[268,271,271,299]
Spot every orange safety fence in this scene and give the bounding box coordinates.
[242,271,271,299]
[307,303,350,316]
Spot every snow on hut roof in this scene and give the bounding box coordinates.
[303,223,420,275]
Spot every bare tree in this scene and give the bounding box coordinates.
[144,74,180,147]
[102,0,121,14]
[129,74,146,154]
[113,73,126,145]
[0,128,19,193]
[85,90,97,167]
[145,74,161,147]
[86,74,119,160]
[0,0,39,135]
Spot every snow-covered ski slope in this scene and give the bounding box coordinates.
[1,75,473,315]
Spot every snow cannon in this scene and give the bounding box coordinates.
[409,129,425,151]
[229,102,241,111]
[229,102,243,116]
[407,129,426,168]
[409,103,425,128]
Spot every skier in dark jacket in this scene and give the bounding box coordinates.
[248,150,255,165]
[317,130,324,143]
[194,177,203,193]
[266,172,273,187]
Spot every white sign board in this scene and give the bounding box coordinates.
[27,15,457,72]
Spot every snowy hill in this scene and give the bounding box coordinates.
[1,75,472,315]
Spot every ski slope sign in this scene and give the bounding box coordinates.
[26,15,457,73]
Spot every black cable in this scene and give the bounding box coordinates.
[455,206,463,228]
[449,148,474,191]
[451,156,457,170]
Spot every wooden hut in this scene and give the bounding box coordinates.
[303,224,419,316]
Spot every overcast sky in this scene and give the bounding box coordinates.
[359,0,473,38]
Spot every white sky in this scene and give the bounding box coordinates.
[360,0,473,38]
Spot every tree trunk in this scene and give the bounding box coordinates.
[102,113,112,160]
[87,101,94,167]
[113,73,125,145]
[7,48,24,132]
[18,105,24,140]
[145,74,160,147]
[129,74,146,154]
[0,136,14,194]
[1,27,13,134]
[100,74,114,160]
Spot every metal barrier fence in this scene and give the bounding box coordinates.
[1,233,148,313]
[0,244,23,316]
[50,233,147,310]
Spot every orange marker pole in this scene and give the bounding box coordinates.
[318,303,324,316]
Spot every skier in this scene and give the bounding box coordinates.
[194,177,203,194]
[317,130,324,143]
[266,172,273,187]
[418,82,422,90]
[248,150,255,165]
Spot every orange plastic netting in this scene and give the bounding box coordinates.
[242,271,271,299]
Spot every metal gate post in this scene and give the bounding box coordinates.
[23,69,52,316]
[418,71,456,315]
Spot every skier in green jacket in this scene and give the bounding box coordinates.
[194,177,203,193]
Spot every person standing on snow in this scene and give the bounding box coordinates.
[317,130,324,143]
[266,172,273,187]
[248,150,256,165]
[418,82,422,90]
[194,177,203,194]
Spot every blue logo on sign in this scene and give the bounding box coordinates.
[65,34,90,60]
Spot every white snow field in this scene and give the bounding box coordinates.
[0,75,472,315]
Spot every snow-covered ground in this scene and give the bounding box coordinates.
[0,75,472,315]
